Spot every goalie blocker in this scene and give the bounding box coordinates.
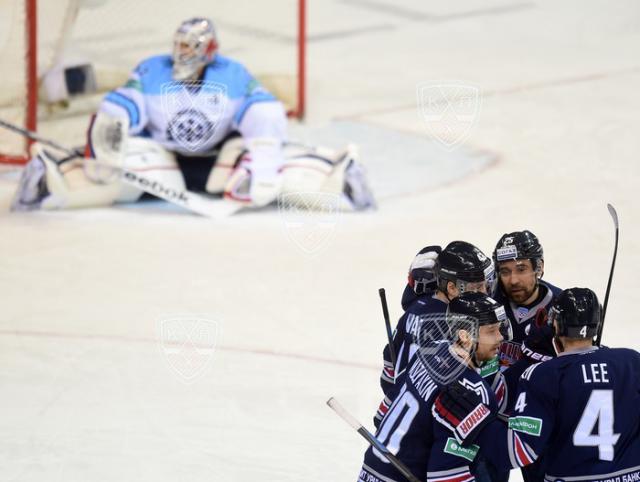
[11,112,376,213]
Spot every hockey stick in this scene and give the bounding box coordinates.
[0,118,242,219]
[595,203,619,346]
[378,288,397,369]
[326,397,421,482]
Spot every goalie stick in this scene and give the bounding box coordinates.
[378,288,397,369]
[596,203,619,346]
[0,118,242,219]
[326,397,421,482]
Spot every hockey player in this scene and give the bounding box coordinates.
[360,292,511,482]
[492,230,561,370]
[376,241,496,425]
[11,18,374,213]
[435,288,640,481]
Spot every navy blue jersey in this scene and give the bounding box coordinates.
[478,347,640,480]
[361,357,499,482]
[494,280,561,369]
[377,294,448,424]
[401,283,419,311]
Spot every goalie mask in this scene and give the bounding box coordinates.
[172,17,218,81]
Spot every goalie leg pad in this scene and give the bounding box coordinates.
[280,144,376,211]
[205,136,245,194]
[11,143,125,211]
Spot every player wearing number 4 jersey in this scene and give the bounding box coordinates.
[440,288,640,481]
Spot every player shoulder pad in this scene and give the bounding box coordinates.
[134,55,172,79]
[519,361,542,382]
[541,280,563,298]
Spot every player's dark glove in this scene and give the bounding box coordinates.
[521,307,556,362]
[432,381,496,447]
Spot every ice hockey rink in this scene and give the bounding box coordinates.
[1,1,640,481]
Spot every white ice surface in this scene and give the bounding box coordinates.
[2,1,640,481]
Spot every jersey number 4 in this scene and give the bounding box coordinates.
[573,390,621,461]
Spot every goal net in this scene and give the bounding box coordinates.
[0,0,305,163]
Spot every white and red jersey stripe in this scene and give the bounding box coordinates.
[427,466,474,482]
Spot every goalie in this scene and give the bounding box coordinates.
[11,17,375,213]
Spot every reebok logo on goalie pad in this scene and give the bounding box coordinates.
[458,404,490,438]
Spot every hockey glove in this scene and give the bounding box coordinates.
[521,308,556,363]
[432,381,496,446]
[408,245,442,295]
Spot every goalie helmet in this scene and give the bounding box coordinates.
[493,230,544,275]
[447,292,513,342]
[549,287,601,339]
[172,17,218,81]
[435,241,496,296]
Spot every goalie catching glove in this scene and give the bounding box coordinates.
[432,380,496,447]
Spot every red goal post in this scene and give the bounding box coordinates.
[0,0,306,164]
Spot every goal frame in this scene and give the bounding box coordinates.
[0,0,306,164]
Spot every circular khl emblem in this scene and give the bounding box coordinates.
[416,81,481,149]
[161,80,227,152]
[166,108,214,146]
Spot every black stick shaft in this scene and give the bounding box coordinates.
[0,118,81,157]
[378,288,397,369]
[596,203,619,346]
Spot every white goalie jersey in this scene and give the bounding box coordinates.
[99,54,286,155]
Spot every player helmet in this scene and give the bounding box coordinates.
[493,230,544,275]
[435,241,496,296]
[172,17,218,81]
[447,292,513,343]
[408,245,442,295]
[549,287,601,339]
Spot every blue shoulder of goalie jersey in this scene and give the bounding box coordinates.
[128,54,275,101]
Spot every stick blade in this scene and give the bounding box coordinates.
[607,203,619,229]
[327,397,362,430]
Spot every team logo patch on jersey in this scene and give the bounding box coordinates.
[159,316,219,383]
[277,192,341,256]
[444,437,479,462]
[508,416,542,436]
[416,81,481,150]
[516,306,530,321]
[161,80,227,151]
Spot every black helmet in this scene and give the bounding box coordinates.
[436,241,495,295]
[408,245,442,295]
[448,291,513,341]
[549,288,601,339]
[493,230,544,273]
